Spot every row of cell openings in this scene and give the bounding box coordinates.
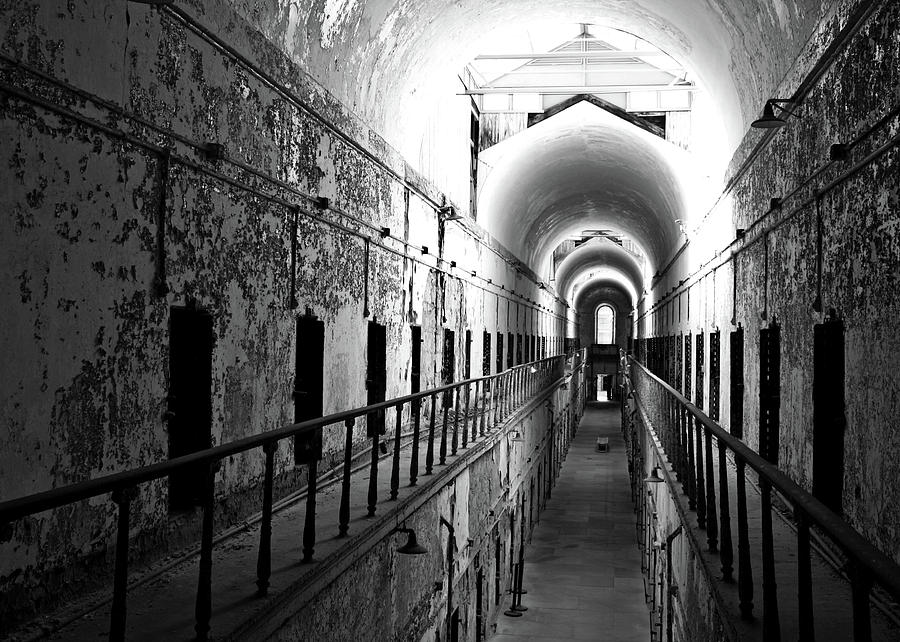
[165,306,563,511]
[634,315,845,513]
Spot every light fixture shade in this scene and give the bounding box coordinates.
[751,101,787,129]
[397,530,428,555]
[643,466,664,484]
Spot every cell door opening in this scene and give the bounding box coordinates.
[516,333,523,365]
[167,307,213,512]
[294,314,325,464]
[411,326,422,394]
[507,332,514,369]
[482,330,492,376]
[813,316,845,514]
[476,566,484,642]
[759,321,781,464]
[442,329,456,385]
[730,327,744,438]
[496,332,504,373]
[464,329,472,379]
[367,320,387,437]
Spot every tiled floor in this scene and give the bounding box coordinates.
[491,400,650,642]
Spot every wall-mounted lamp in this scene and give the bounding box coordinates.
[751,99,799,129]
[830,143,850,161]
[439,205,464,221]
[643,466,664,484]
[392,526,428,555]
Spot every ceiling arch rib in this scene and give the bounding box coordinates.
[553,237,645,307]
[477,101,694,278]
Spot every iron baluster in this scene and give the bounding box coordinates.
[686,413,697,511]
[760,478,781,641]
[452,385,461,455]
[410,397,420,486]
[736,458,754,620]
[110,487,136,642]
[796,510,814,642]
[695,417,707,529]
[426,393,436,475]
[718,439,734,582]
[440,389,450,465]
[704,427,718,551]
[303,457,318,562]
[367,430,380,517]
[194,461,218,641]
[338,418,354,536]
[390,403,403,500]
[256,441,276,592]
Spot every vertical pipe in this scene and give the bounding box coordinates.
[339,418,354,536]
[194,462,216,641]
[256,442,275,591]
[718,440,734,582]
[390,404,402,500]
[704,428,718,551]
[109,487,134,642]
[736,458,754,620]
[760,478,781,641]
[796,511,814,642]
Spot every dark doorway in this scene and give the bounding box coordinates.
[759,321,781,464]
[294,314,325,464]
[516,333,523,365]
[496,332,504,373]
[442,329,456,384]
[167,307,213,512]
[684,334,693,400]
[367,320,387,437]
[411,325,422,394]
[482,330,491,376]
[507,332,514,369]
[730,327,744,438]
[813,316,845,513]
[709,331,721,421]
[464,329,472,379]
[476,566,485,642]
[695,333,705,410]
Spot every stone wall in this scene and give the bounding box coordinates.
[0,0,566,625]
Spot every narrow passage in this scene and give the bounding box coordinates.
[492,401,649,641]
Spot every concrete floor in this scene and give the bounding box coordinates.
[490,401,650,642]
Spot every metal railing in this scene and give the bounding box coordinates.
[626,355,900,642]
[0,353,575,641]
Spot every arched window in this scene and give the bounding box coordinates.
[595,305,615,344]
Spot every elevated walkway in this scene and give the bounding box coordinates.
[491,401,649,642]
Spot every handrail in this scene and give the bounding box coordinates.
[0,355,564,522]
[627,356,900,599]
[626,353,900,641]
[1,349,585,641]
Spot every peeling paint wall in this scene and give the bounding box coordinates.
[0,0,565,627]
[636,0,900,567]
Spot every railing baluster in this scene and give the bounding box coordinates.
[796,510,814,642]
[367,429,380,517]
[736,457,754,620]
[303,456,317,563]
[760,478,781,640]
[452,385,461,455]
[195,461,217,641]
[440,390,450,465]
[696,418,707,529]
[256,442,275,592]
[686,412,697,511]
[704,427,718,551]
[850,563,873,642]
[390,403,402,500]
[474,379,483,438]
[410,398,420,486]
[462,382,471,448]
[110,487,135,642]
[426,393,436,475]
[718,439,734,582]
[339,418,354,536]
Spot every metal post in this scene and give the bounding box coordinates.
[339,418,354,536]
[256,442,275,591]
[109,487,135,641]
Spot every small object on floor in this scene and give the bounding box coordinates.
[596,437,609,452]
